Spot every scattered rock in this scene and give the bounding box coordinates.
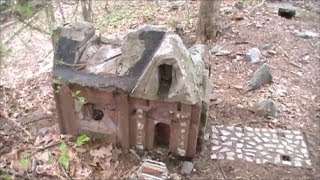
[131,159,169,180]
[181,161,194,175]
[266,2,305,18]
[245,48,262,63]
[255,99,279,118]
[292,29,319,39]
[261,44,275,50]
[170,1,185,11]
[244,63,273,91]
[210,44,231,56]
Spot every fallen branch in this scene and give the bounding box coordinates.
[0,167,30,179]
[247,0,266,15]
[59,164,72,180]
[2,13,39,45]
[6,117,32,137]
[214,162,227,180]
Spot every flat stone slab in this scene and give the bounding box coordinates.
[211,125,311,168]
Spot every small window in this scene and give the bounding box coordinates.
[157,64,173,97]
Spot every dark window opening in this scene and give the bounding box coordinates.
[281,155,291,162]
[92,108,104,121]
[157,64,173,98]
[177,103,181,111]
[278,8,295,19]
[154,123,170,148]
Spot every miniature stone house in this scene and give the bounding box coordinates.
[52,22,211,157]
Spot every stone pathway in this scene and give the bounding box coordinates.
[210,125,311,168]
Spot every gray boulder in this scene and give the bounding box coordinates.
[255,99,278,118]
[245,48,262,63]
[244,63,273,91]
[181,161,194,175]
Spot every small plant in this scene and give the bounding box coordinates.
[58,141,69,169]
[4,174,11,180]
[19,153,30,172]
[72,90,86,105]
[76,134,90,147]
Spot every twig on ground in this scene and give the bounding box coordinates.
[247,0,266,15]
[277,45,303,68]
[71,1,80,21]
[129,149,141,160]
[214,161,227,180]
[60,164,72,180]
[56,0,66,23]
[2,13,39,45]
[32,141,61,156]
[0,167,30,179]
[6,117,32,137]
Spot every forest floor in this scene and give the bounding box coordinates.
[0,0,319,179]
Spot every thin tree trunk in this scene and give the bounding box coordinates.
[197,0,221,43]
[81,0,93,22]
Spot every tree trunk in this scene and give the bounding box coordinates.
[197,0,221,43]
[81,0,93,22]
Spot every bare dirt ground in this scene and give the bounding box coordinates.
[0,0,319,179]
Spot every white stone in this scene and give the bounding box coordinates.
[236,149,242,153]
[212,140,219,145]
[235,132,243,137]
[230,137,238,141]
[253,137,262,143]
[235,127,242,131]
[211,133,218,139]
[211,154,217,159]
[218,154,224,159]
[287,146,294,152]
[266,155,272,159]
[262,159,269,164]
[245,152,255,157]
[222,141,232,146]
[261,128,267,132]
[221,130,231,136]
[216,125,224,129]
[254,128,260,132]
[237,154,243,158]
[293,130,300,135]
[270,129,276,133]
[256,159,261,164]
[282,161,292,165]
[181,129,186,133]
[226,152,235,156]
[245,126,253,131]
[244,137,251,140]
[278,144,284,148]
[306,160,311,166]
[281,140,288,146]
[276,149,285,154]
[301,148,308,154]
[226,156,235,160]
[263,133,271,137]
[263,144,276,148]
[220,147,230,153]
[256,145,264,150]
[262,137,270,142]
[294,161,302,167]
[247,132,255,137]
[221,136,228,141]
[295,136,303,140]
[244,149,256,153]
[245,156,254,162]
[293,140,300,145]
[226,126,234,130]
[212,126,219,133]
[275,155,281,164]
[271,139,279,143]
[301,141,306,148]
[212,146,221,151]
[248,141,256,146]
[261,151,268,156]
[286,134,294,139]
